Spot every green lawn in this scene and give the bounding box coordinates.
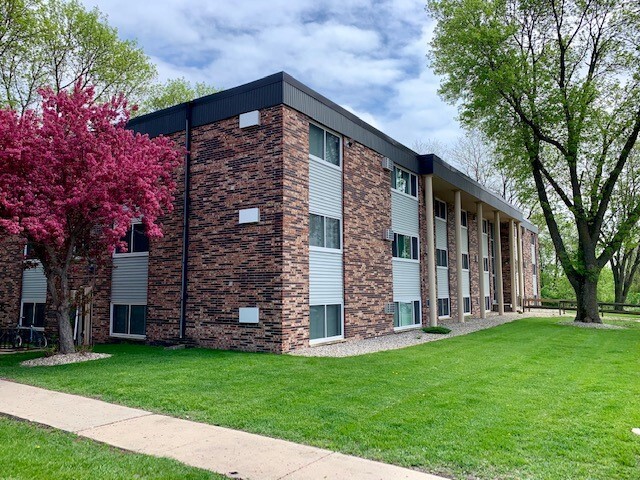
[0,416,226,479]
[1,317,639,480]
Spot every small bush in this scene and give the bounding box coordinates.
[422,326,451,335]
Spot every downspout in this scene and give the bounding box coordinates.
[179,102,193,339]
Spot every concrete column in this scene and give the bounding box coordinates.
[509,219,517,310]
[477,202,486,319]
[424,175,438,327]
[454,190,464,323]
[517,222,525,312]
[494,211,504,315]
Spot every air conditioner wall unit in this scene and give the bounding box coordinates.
[383,228,394,241]
[381,157,393,171]
[384,302,396,314]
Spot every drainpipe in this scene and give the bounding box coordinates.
[179,102,193,339]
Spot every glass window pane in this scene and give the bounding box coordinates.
[310,214,324,247]
[325,132,340,166]
[411,237,418,260]
[325,217,341,249]
[410,174,417,197]
[391,167,397,189]
[130,305,147,335]
[393,302,399,327]
[326,304,342,337]
[22,303,34,327]
[399,235,411,259]
[116,228,133,253]
[398,302,413,327]
[310,305,325,340]
[392,235,398,257]
[414,301,421,324]
[113,305,128,334]
[133,224,149,252]
[309,124,324,158]
[395,168,407,193]
[34,303,46,328]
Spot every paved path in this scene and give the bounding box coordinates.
[0,379,447,480]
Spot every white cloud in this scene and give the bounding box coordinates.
[82,0,462,151]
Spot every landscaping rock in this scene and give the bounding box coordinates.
[21,352,111,367]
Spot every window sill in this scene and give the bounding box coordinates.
[309,335,344,346]
[309,154,342,171]
[394,324,422,332]
[110,333,146,340]
[113,252,149,258]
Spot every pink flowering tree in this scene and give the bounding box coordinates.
[0,83,182,354]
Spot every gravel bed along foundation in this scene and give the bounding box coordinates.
[291,310,562,358]
[21,352,112,367]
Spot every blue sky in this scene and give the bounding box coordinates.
[81,0,461,150]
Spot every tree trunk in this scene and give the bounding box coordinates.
[574,277,602,323]
[47,270,76,354]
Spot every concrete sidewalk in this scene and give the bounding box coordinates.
[0,379,447,480]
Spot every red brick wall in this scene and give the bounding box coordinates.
[446,203,459,319]
[343,138,394,339]
[0,239,24,328]
[467,212,481,316]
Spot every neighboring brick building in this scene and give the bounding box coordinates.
[0,72,539,353]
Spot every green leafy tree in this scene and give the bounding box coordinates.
[135,77,219,116]
[0,0,156,113]
[427,0,640,323]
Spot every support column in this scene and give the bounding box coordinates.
[477,202,486,319]
[425,175,438,327]
[517,222,525,312]
[509,219,517,311]
[454,190,464,323]
[494,211,504,315]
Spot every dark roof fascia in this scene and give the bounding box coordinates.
[419,154,538,233]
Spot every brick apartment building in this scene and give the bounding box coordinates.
[0,72,539,353]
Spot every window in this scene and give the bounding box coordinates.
[112,304,146,337]
[462,253,470,270]
[392,234,418,260]
[21,302,45,328]
[437,298,450,317]
[394,301,420,328]
[482,219,488,234]
[436,249,448,267]
[309,124,340,166]
[463,297,471,314]
[530,234,535,245]
[485,296,491,311]
[532,264,537,275]
[391,166,417,197]
[483,257,489,272]
[117,223,149,254]
[310,214,341,249]
[310,304,342,340]
[461,211,468,227]
[435,199,447,219]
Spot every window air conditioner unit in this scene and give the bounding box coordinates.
[381,157,393,171]
[383,228,394,241]
[384,302,396,314]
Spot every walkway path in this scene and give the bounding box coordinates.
[0,379,447,480]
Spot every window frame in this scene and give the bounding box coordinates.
[110,303,147,339]
[393,300,421,330]
[436,248,448,267]
[461,253,470,270]
[114,220,150,258]
[20,301,46,330]
[392,233,419,261]
[391,165,418,198]
[461,210,468,228]
[463,296,472,315]
[308,122,342,169]
[437,298,450,318]
[309,213,342,252]
[309,303,344,344]
[435,199,447,220]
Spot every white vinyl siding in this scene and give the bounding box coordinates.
[309,159,342,217]
[392,261,421,299]
[111,256,149,304]
[21,264,47,303]
[309,251,344,305]
[391,190,419,237]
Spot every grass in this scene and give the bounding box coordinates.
[1,316,639,479]
[0,416,226,479]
